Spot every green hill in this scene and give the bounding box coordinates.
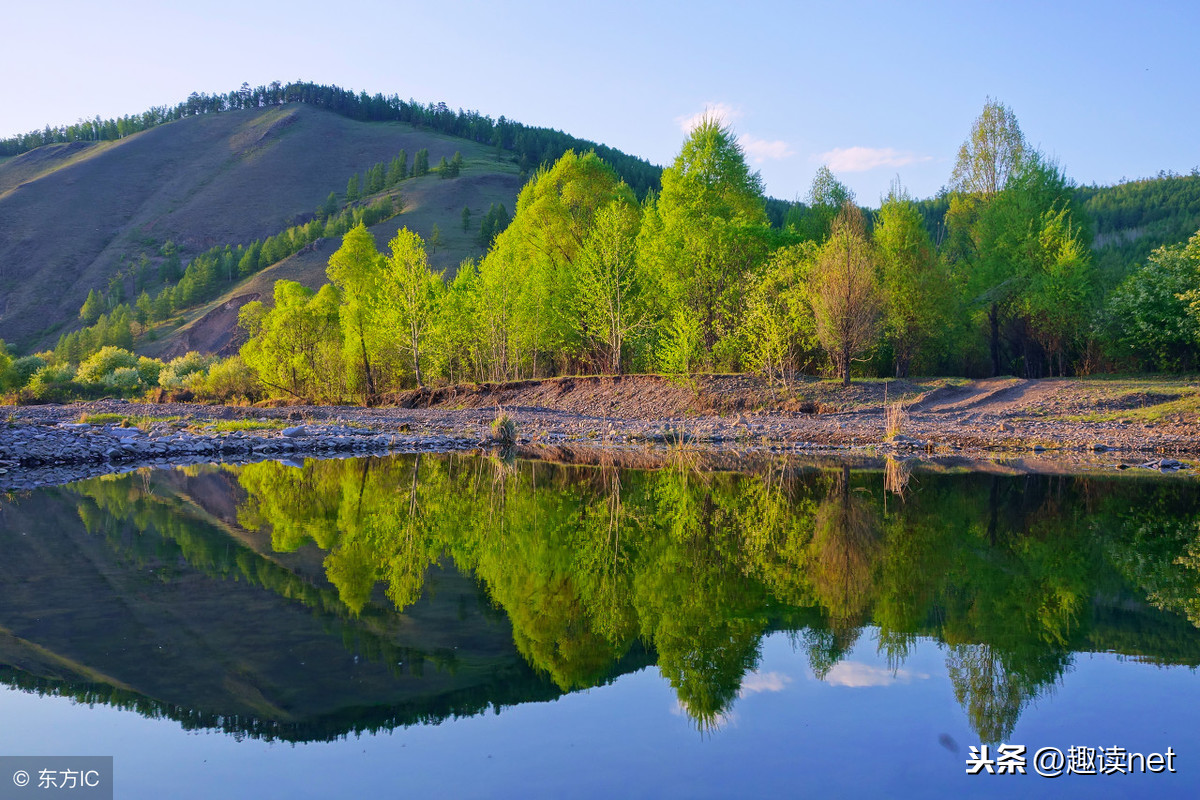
[0,103,524,351]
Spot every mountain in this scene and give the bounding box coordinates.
[0,102,529,351]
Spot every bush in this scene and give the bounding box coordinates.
[136,356,164,387]
[193,356,261,402]
[24,363,81,402]
[76,346,138,384]
[159,351,216,389]
[6,355,45,391]
[103,367,143,391]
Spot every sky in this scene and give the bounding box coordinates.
[2,0,1197,204]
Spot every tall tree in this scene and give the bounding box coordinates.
[479,150,634,376]
[875,182,953,377]
[381,229,441,387]
[950,98,1027,196]
[812,204,881,385]
[326,224,384,401]
[637,116,771,370]
[572,198,645,373]
[946,100,1036,375]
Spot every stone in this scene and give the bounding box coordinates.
[282,425,307,438]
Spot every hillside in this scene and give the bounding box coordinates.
[0,103,523,350]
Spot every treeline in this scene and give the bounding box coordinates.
[232,102,1200,404]
[0,80,662,198]
[1077,171,1200,286]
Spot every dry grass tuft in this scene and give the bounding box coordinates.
[490,409,517,445]
[885,402,908,439]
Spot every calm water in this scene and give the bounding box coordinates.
[1,454,1199,797]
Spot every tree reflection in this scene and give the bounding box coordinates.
[56,457,1200,741]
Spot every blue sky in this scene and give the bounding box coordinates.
[3,0,1196,204]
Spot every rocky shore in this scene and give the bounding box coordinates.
[0,377,1196,490]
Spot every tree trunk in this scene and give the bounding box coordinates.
[989,303,1001,377]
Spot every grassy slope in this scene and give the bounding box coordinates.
[0,104,522,352]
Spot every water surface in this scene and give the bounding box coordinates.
[1,454,1198,797]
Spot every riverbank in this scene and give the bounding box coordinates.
[1,375,1196,489]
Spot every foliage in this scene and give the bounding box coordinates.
[637,117,772,369]
[1104,231,1200,371]
[811,205,881,385]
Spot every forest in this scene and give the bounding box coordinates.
[2,98,1199,404]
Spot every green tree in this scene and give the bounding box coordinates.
[951,98,1027,197]
[79,289,104,324]
[387,152,407,185]
[319,191,339,218]
[740,243,818,387]
[461,206,472,233]
[326,224,385,401]
[875,182,953,377]
[811,204,881,385]
[239,281,344,402]
[381,229,442,387]
[480,150,634,377]
[413,149,430,177]
[346,173,361,203]
[1106,230,1200,370]
[636,116,772,369]
[799,166,855,243]
[572,198,645,373]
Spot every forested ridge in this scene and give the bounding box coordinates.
[3,96,1200,404]
[0,80,663,199]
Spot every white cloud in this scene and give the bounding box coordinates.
[676,102,743,133]
[817,146,933,173]
[823,662,930,688]
[739,134,795,163]
[739,671,793,696]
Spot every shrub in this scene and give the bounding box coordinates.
[76,346,138,384]
[491,411,517,444]
[188,356,261,402]
[159,351,216,389]
[103,366,143,391]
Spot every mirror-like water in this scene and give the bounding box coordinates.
[1,454,1198,797]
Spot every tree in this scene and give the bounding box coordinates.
[875,182,953,377]
[239,281,344,402]
[740,243,818,387]
[1106,230,1200,370]
[429,224,443,253]
[799,166,855,243]
[480,150,634,376]
[79,289,104,324]
[946,100,1028,375]
[387,151,408,185]
[951,98,1027,196]
[413,149,430,177]
[461,206,472,232]
[326,224,384,401]
[572,198,645,373]
[381,229,441,387]
[346,174,361,202]
[811,204,881,385]
[637,116,772,370]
